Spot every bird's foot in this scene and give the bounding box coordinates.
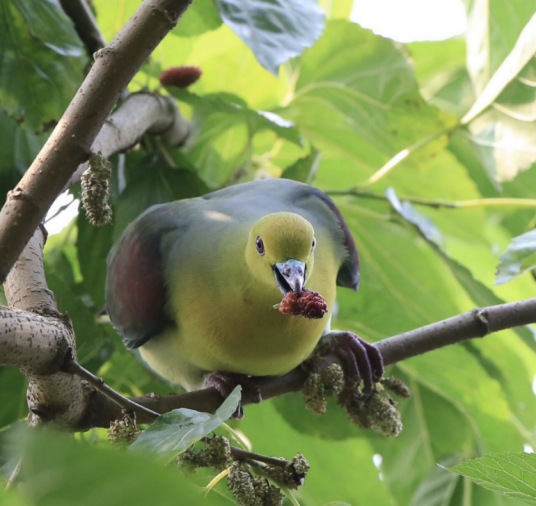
[318,331,384,395]
[204,372,262,419]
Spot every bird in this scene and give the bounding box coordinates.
[105,178,383,405]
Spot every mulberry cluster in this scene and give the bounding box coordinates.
[228,462,284,506]
[278,288,327,319]
[177,436,232,473]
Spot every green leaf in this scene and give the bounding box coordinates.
[0,487,29,506]
[495,229,536,285]
[216,0,325,75]
[0,110,47,174]
[130,386,241,457]
[0,368,27,429]
[172,0,222,37]
[169,88,301,145]
[449,452,536,505]
[0,0,87,131]
[409,455,462,506]
[47,272,107,364]
[281,147,321,183]
[16,428,228,506]
[462,13,536,124]
[284,21,455,171]
[114,156,209,239]
[463,3,536,183]
[76,215,114,308]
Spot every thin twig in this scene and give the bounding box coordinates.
[63,353,160,421]
[327,188,536,210]
[202,436,293,470]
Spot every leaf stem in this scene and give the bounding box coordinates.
[327,188,536,210]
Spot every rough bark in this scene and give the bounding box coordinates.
[2,227,89,428]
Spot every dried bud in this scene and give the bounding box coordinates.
[159,66,202,88]
[81,152,112,226]
[279,289,327,319]
[108,413,140,446]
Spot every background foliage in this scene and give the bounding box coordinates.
[1,0,536,505]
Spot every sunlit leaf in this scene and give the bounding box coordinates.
[130,386,241,457]
[217,0,325,75]
[449,452,536,505]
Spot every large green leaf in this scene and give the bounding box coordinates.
[463,3,536,183]
[76,215,114,309]
[172,0,222,37]
[239,399,393,506]
[47,272,107,364]
[409,455,462,506]
[449,452,536,505]
[169,88,301,145]
[0,110,46,174]
[0,0,87,131]
[130,386,241,457]
[216,0,325,75]
[114,155,209,239]
[283,21,455,173]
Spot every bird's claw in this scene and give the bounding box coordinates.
[205,372,262,419]
[328,331,384,394]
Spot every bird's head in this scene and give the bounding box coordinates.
[245,212,316,296]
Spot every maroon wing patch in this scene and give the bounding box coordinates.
[106,228,171,349]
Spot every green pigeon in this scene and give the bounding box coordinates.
[106,179,382,401]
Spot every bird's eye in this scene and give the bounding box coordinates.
[255,236,265,255]
[311,237,317,252]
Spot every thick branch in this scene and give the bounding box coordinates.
[0,0,192,284]
[60,0,106,55]
[2,228,89,428]
[65,93,189,189]
[88,297,536,426]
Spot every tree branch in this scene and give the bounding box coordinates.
[65,93,189,189]
[60,0,106,56]
[327,188,536,210]
[2,227,90,428]
[84,297,536,426]
[0,0,193,284]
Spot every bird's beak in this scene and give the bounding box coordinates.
[274,259,306,296]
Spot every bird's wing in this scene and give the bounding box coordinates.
[301,186,360,291]
[105,204,184,349]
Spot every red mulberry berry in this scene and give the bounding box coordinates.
[279,289,327,319]
[159,66,202,88]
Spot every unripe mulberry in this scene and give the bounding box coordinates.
[159,66,202,88]
[279,289,327,319]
